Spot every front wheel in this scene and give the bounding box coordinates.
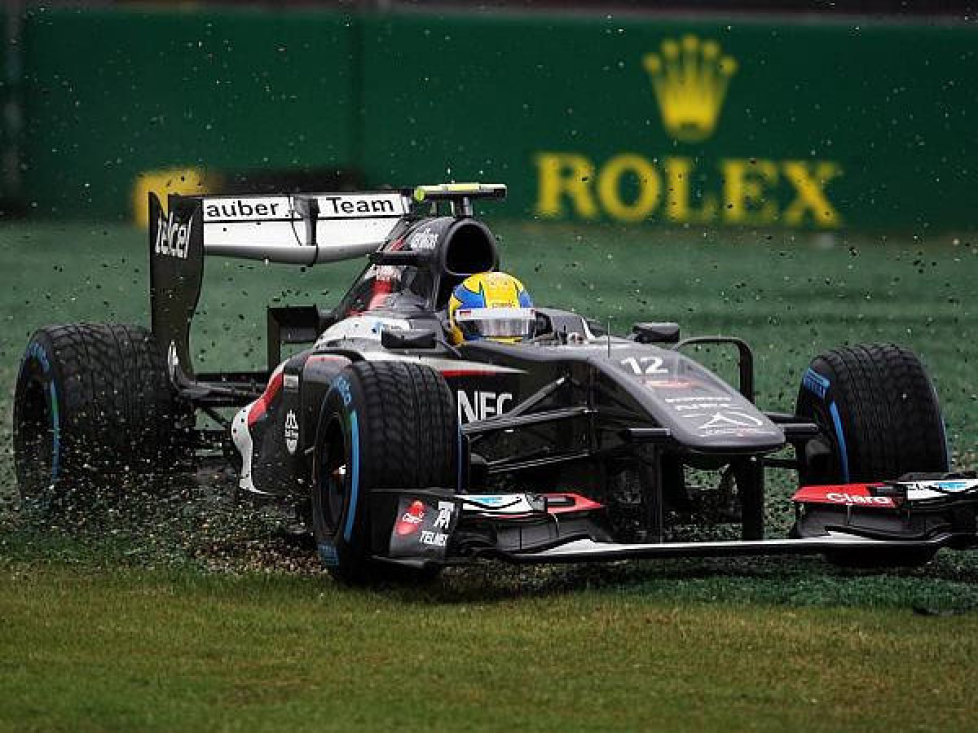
[793,343,948,567]
[310,360,459,584]
[795,343,948,485]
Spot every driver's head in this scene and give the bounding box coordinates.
[448,272,534,345]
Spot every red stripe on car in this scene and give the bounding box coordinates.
[247,370,285,427]
[792,483,897,508]
[440,369,506,378]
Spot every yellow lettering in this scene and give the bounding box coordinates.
[664,157,717,223]
[721,158,779,224]
[597,154,661,223]
[131,168,215,227]
[782,161,843,227]
[534,152,598,219]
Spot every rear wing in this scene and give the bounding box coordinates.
[147,183,506,378]
[200,191,412,265]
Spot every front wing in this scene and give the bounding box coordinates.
[365,478,978,569]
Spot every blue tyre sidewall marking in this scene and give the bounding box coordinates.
[27,340,61,482]
[343,410,360,543]
[318,542,339,567]
[803,367,849,482]
[828,401,850,483]
[49,382,61,481]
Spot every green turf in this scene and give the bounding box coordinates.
[2,220,978,731]
[2,562,978,733]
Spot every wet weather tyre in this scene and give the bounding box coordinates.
[795,343,948,485]
[794,343,948,567]
[311,361,459,585]
[13,323,183,513]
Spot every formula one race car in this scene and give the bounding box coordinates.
[13,183,978,582]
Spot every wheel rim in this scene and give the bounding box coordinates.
[14,376,55,496]
[317,416,348,533]
[799,396,844,485]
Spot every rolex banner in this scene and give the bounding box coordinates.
[358,14,976,233]
[21,9,978,233]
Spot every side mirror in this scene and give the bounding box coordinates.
[632,322,680,344]
[381,328,439,350]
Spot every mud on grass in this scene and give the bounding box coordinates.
[3,466,978,617]
[0,465,324,576]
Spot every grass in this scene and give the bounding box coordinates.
[2,220,978,730]
[3,562,978,733]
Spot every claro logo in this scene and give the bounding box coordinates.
[154,212,193,259]
[826,492,894,506]
[457,390,513,423]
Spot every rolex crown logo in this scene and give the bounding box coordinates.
[643,35,737,143]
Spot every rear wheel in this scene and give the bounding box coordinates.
[794,343,948,566]
[13,323,186,514]
[310,360,459,584]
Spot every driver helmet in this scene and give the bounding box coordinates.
[448,272,534,345]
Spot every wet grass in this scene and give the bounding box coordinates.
[3,559,978,732]
[2,220,978,730]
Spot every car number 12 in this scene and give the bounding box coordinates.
[620,356,668,375]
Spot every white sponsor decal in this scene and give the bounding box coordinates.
[620,355,668,375]
[284,374,299,391]
[316,193,407,218]
[457,390,514,423]
[400,510,423,527]
[433,501,454,530]
[371,319,407,335]
[203,197,289,221]
[665,395,732,404]
[154,211,194,259]
[420,530,449,547]
[679,409,778,437]
[644,379,694,389]
[925,480,978,492]
[408,226,439,251]
[459,494,539,514]
[284,410,299,455]
[826,492,894,506]
[316,316,413,346]
[694,411,765,430]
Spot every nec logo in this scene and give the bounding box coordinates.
[457,390,513,423]
[154,212,193,259]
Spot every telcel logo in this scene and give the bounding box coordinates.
[457,390,513,423]
[154,212,193,259]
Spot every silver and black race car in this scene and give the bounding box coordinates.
[13,183,977,583]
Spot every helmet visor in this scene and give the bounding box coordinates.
[455,307,536,341]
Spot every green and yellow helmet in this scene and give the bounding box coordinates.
[447,272,534,345]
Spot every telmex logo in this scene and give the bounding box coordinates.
[534,35,843,229]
